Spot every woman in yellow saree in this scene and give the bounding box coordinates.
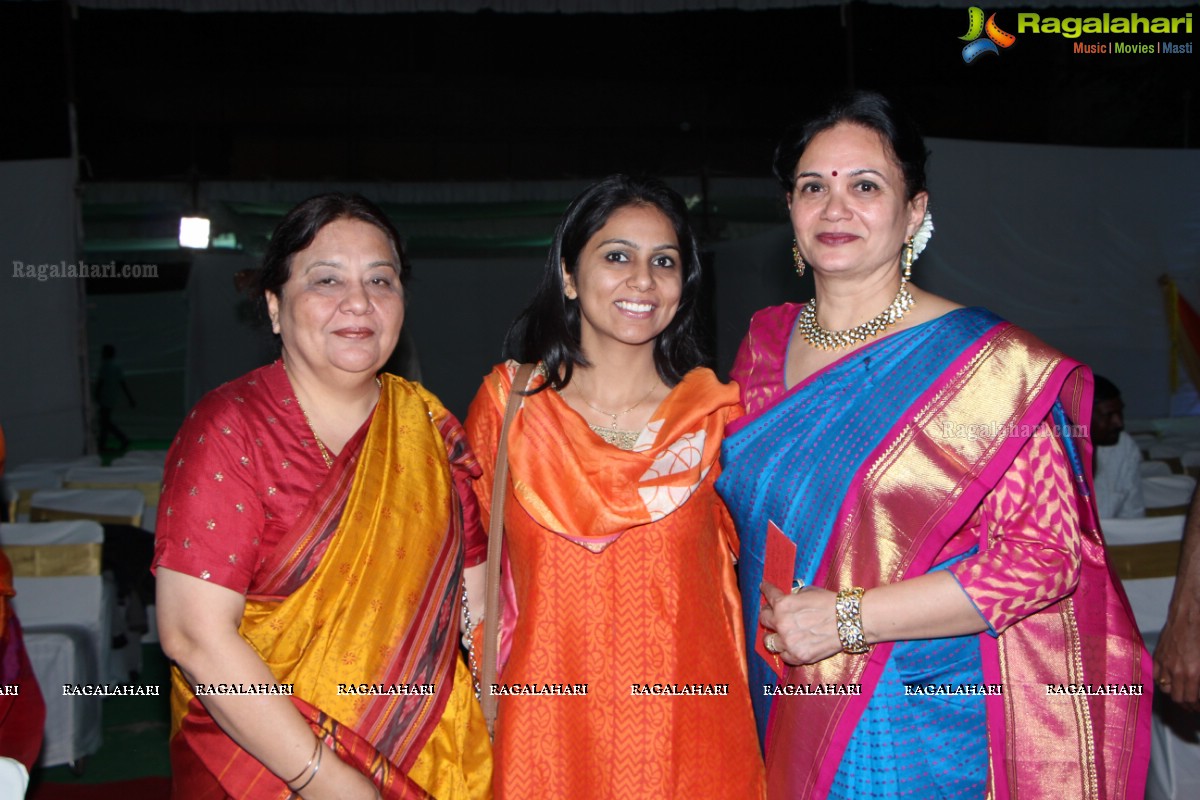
[155,194,491,799]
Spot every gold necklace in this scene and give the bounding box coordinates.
[299,405,334,469]
[589,426,641,451]
[798,280,914,350]
[281,360,382,470]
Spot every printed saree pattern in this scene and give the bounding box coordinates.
[717,305,1151,799]
[169,377,491,799]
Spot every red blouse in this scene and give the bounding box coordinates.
[153,361,484,594]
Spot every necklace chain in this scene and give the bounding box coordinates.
[798,280,915,350]
[576,381,659,430]
[281,359,381,470]
[298,406,335,469]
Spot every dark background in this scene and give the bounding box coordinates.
[4,2,1195,186]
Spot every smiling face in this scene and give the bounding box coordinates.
[788,122,927,281]
[562,203,684,358]
[265,217,404,381]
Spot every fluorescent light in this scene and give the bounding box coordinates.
[179,216,211,249]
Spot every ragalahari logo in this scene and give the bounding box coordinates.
[960,7,1016,63]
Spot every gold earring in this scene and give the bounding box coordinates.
[792,239,806,278]
[902,238,914,283]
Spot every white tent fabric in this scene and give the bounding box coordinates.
[14,140,1200,424]
[0,159,87,465]
[712,139,1200,421]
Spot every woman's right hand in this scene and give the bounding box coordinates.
[157,568,382,798]
[759,583,842,665]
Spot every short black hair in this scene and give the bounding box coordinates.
[502,174,708,391]
[1093,375,1121,403]
[772,90,929,201]
[253,193,410,328]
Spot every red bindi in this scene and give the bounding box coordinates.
[831,170,838,177]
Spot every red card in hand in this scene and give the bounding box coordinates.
[756,520,797,677]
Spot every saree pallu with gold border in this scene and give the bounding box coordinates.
[169,377,491,799]
[716,307,1150,799]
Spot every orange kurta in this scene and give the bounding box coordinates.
[467,363,765,799]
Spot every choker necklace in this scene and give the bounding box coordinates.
[798,280,914,351]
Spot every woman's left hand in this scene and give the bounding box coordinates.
[759,582,842,665]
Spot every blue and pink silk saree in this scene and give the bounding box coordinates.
[717,304,1150,799]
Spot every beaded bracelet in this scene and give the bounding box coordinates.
[834,587,870,655]
[461,583,482,700]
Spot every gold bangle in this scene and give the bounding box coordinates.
[835,587,870,655]
[286,736,321,791]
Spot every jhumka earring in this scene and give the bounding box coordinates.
[792,239,806,278]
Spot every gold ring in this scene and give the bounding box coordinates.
[765,633,782,654]
[791,579,805,594]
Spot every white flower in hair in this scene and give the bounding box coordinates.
[911,210,934,257]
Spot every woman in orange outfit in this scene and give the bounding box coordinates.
[465,175,764,799]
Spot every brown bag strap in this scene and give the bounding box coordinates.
[480,362,535,736]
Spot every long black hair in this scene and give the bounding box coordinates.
[502,174,708,392]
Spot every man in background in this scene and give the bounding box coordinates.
[1092,375,1145,519]
[96,343,136,452]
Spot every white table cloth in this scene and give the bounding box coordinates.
[4,520,111,767]
[64,465,163,506]
[0,519,104,547]
[112,450,168,466]
[1141,460,1175,478]
[24,631,104,768]
[1142,475,1197,512]
[1,467,65,521]
[29,489,145,527]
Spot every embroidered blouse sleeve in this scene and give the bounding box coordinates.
[153,396,265,593]
[948,419,1083,635]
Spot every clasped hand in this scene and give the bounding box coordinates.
[759,582,843,665]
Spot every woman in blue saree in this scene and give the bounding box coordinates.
[716,91,1150,799]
